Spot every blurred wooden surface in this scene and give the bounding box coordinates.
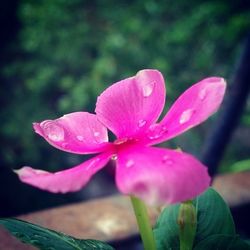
[213,171,250,207]
[0,195,157,250]
[1,172,250,250]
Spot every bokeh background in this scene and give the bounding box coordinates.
[0,0,250,225]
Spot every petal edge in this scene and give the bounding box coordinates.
[15,152,112,193]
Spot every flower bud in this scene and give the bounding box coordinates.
[177,200,197,250]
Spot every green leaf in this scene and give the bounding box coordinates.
[153,188,236,250]
[0,218,114,250]
[194,187,236,242]
[153,203,180,250]
[194,234,250,250]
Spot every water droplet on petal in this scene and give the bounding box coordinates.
[162,155,173,165]
[142,81,155,97]
[114,138,128,145]
[94,131,100,137]
[179,109,194,124]
[199,88,207,100]
[86,158,100,171]
[167,159,173,165]
[147,124,168,140]
[161,125,167,132]
[62,143,69,149]
[111,154,118,160]
[42,121,65,142]
[76,135,84,141]
[138,119,147,128]
[220,78,226,84]
[93,131,103,143]
[126,159,135,168]
[33,169,48,175]
[149,124,157,131]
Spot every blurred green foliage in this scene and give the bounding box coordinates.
[226,159,250,173]
[1,0,250,172]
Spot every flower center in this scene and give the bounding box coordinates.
[111,137,137,160]
[114,138,129,145]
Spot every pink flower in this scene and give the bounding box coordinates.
[16,70,226,205]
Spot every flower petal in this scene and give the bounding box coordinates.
[15,152,111,193]
[144,77,226,145]
[95,69,166,139]
[115,145,210,205]
[34,112,112,154]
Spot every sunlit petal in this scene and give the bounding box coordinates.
[144,77,226,145]
[95,69,166,139]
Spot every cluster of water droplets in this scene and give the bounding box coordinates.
[41,120,104,147]
[147,123,168,140]
[76,130,102,144]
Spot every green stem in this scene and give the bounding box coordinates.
[180,238,192,250]
[130,196,157,250]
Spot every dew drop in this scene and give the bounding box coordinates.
[76,135,84,141]
[179,109,194,124]
[142,81,155,97]
[93,131,103,143]
[138,119,147,128]
[148,135,160,140]
[33,169,48,175]
[111,154,118,160]
[161,125,168,132]
[220,78,226,84]
[149,124,159,131]
[86,158,100,171]
[162,155,173,165]
[94,131,100,137]
[43,122,65,142]
[114,138,128,145]
[62,142,69,149]
[126,159,135,168]
[199,88,207,100]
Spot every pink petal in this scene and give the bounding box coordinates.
[144,77,226,145]
[115,145,210,205]
[95,69,166,139]
[34,112,112,154]
[15,152,112,193]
